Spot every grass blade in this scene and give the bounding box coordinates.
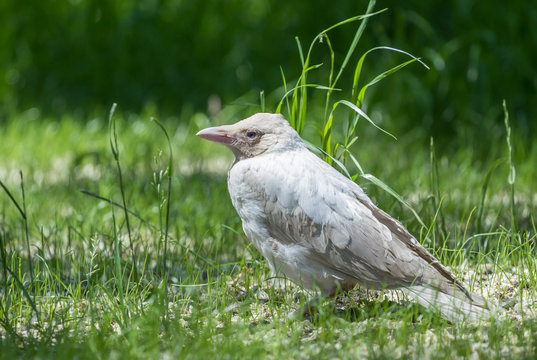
[0,175,36,310]
[332,1,382,87]
[357,57,425,107]
[276,83,340,116]
[278,66,292,116]
[361,173,427,229]
[503,100,516,232]
[0,179,26,220]
[337,100,397,140]
[150,117,174,280]
[108,104,137,276]
[110,200,128,326]
[18,171,35,297]
[353,46,429,98]
[4,264,39,319]
[304,140,353,179]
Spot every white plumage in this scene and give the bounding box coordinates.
[197,113,491,322]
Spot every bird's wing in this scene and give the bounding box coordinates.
[248,150,433,288]
[357,197,472,298]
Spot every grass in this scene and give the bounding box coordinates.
[1,4,537,359]
[0,102,536,359]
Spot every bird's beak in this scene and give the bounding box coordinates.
[196,125,236,145]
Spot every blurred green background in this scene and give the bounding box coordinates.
[1,0,535,145]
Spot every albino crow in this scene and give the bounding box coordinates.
[197,113,490,322]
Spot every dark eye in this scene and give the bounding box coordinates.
[246,131,257,139]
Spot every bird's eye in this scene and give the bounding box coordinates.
[246,131,257,139]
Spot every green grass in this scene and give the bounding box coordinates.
[1,6,537,359]
[0,103,536,359]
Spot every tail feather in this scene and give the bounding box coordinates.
[403,283,491,323]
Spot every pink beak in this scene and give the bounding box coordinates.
[196,126,235,145]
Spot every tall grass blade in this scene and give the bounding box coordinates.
[0,179,26,219]
[110,202,129,325]
[0,176,37,311]
[352,46,429,101]
[290,2,386,134]
[357,58,426,107]
[276,84,339,115]
[337,100,396,140]
[150,117,174,280]
[350,47,429,132]
[295,36,305,67]
[108,103,137,276]
[278,67,292,116]
[346,150,365,177]
[0,230,39,325]
[332,1,381,87]
[322,107,335,161]
[304,141,353,179]
[502,100,516,232]
[0,231,8,325]
[322,33,335,120]
[361,173,427,229]
[3,264,39,318]
[18,171,35,297]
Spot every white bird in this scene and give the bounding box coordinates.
[197,113,490,322]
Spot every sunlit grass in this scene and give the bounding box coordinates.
[0,102,536,358]
[1,4,537,359]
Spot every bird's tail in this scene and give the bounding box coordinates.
[403,281,493,323]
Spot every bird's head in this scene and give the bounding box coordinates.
[196,113,304,160]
